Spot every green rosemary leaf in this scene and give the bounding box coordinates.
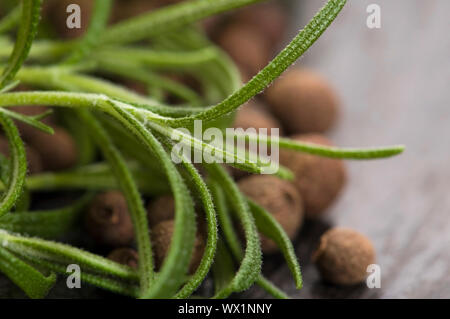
[255,276,289,299]
[17,252,140,297]
[210,179,288,299]
[163,0,348,127]
[241,133,405,160]
[94,47,217,69]
[64,0,112,64]
[248,200,302,289]
[0,79,20,93]
[0,40,72,62]
[206,164,261,295]
[0,246,56,299]
[0,114,27,218]
[0,193,93,239]
[0,230,139,282]
[210,181,242,258]
[97,59,202,105]
[29,108,52,121]
[98,116,167,174]
[102,0,264,45]
[0,0,41,90]
[19,163,169,195]
[137,116,282,176]
[109,105,196,299]
[76,110,154,295]
[167,141,218,299]
[0,5,21,34]
[0,106,54,134]
[12,68,200,117]
[212,239,236,296]
[156,26,241,104]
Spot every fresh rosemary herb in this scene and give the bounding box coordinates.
[0,0,404,299]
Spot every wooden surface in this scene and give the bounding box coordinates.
[243,0,450,299]
[1,0,449,299]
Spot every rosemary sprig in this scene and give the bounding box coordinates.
[0,246,56,299]
[0,114,26,218]
[0,0,41,89]
[0,0,405,299]
[160,0,348,127]
[0,193,93,238]
[110,105,197,298]
[102,0,265,45]
[76,109,154,296]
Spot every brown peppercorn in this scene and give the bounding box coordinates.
[216,22,270,76]
[28,126,78,171]
[265,69,339,134]
[279,134,346,218]
[85,191,135,247]
[234,2,287,48]
[46,0,94,39]
[238,175,304,254]
[312,227,375,285]
[151,220,205,274]
[147,195,175,227]
[201,15,225,38]
[0,136,43,174]
[107,248,139,269]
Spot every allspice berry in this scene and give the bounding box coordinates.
[265,69,339,134]
[107,248,139,269]
[85,191,135,247]
[234,2,287,48]
[28,126,78,171]
[151,219,205,274]
[280,134,346,218]
[238,175,304,254]
[312,228,375,285]
[147,195,175,227]
[0,136,43,174]
[217,22,270,76]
